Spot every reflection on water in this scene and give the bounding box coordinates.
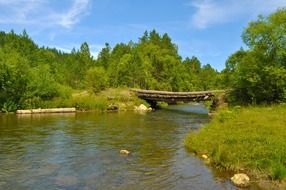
[0,104,258,190]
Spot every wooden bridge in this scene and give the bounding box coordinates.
[132,89,223,108]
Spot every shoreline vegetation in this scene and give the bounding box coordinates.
[184,105,286,188]
[0,30,221,113]
[16,88,149,113]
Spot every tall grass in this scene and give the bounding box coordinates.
[21,88,146,112]
[184,105,286,181]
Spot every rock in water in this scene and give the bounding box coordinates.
[231,173,250,187]
[120,149,130,155]
[138,104,148,111]
[135,104,151,112]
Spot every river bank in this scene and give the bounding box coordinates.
[13,88,149,113]
[184,104,286,189]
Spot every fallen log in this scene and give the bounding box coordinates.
[16,108,76,114]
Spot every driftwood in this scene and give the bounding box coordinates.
[16,108,76,114]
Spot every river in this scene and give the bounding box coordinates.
[0,104,260,190]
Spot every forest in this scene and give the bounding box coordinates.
[1,8,286,112]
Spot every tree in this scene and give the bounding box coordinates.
[85,67,108,93]
[242,9,286,67]
[227,8,286,104]
[25,64,59,100]
[80,42,91,58]
[222,49,247,88]
[97,43,111,69]
[199,64,218,90]
[0,49,29,111]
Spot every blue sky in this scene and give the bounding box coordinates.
[0,0,286,70]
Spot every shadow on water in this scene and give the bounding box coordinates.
[162,103,209,115]
[0,105,263,190]
[160,103,209,118]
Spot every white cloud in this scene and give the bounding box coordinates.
[190,0,286,29]
[57,0,91,28]
[0,0,91,28]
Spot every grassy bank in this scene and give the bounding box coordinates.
[185,105,286,182]
[22,88,147,112]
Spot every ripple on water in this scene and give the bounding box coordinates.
[0,106,254,190]
[55,175,78,187]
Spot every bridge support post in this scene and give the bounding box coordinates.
[210,95,226,111]
[210,98,218,111]
[146,100,158,109]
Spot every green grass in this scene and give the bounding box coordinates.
[23,88,147,112]
[184,104,286,181]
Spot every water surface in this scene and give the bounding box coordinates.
[0,104,257,189]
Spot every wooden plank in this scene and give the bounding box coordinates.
[131,89,223,96]
[131,89,222,103]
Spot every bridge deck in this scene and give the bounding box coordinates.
[132,89,223,103]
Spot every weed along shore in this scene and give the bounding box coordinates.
[12,88,150,113]
[184,105,286,189]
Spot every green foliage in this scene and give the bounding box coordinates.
[57,84,72,99]
[85,67,108,93]
[26,64,59,100]
[185,105,286,180]
[0,29,222,112]
[1,100,17,112]
[71,96,108,111]
[103,30,220,91]
[272,164,286,181]
[97,43,111,69]
[224,9,286,104]
[26,88,144,112]
[0,49,29,110]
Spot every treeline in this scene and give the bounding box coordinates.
[0,30,220,112]
[222,8,286,104]
[1,8,286,112]
[95,31,221,92]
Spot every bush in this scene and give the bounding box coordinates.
[57,84,72,99]
[1,101,18,112]
[26,64,60,100]
[85,67,108,93]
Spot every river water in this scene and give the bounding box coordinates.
[0,104,260,190]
